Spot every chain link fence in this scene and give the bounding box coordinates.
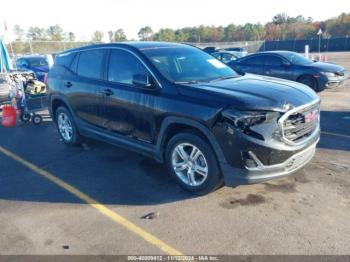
[191,38,350,53]
[6,41,91,56]
[189,41,264,53]
[6,38,350,57]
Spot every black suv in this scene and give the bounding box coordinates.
[48,42,320,195]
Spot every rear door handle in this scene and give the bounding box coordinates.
[65,81,72,88]
[102,89,114,96]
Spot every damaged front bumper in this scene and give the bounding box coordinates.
[221,139,318,186]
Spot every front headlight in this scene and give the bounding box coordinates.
[222,110,278,130]
[321,72,336,77]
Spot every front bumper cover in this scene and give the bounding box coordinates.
[221,140,318,186]
[319,72,349,88]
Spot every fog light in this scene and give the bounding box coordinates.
[242,151,263,169]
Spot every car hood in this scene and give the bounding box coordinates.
[177,74,319,112]
[305,61,345,73]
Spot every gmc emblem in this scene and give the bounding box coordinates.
[305,110,319,123]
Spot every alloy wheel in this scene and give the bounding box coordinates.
[171,143,208,186]
[57,112,73,142]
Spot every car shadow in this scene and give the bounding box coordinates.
[0,126,197,206]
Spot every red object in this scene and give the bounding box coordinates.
[1,105,17,127]
[44,73,48,84]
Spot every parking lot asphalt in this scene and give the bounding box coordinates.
[0,53,350,255]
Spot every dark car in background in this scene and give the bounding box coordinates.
[224,47,248,57]
[48,42,320,195]
[202,46,218,54]
[211,51,239,64]
[228,51,348,92]
[16,55,53,82]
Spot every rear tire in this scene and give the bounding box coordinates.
[55,106,81,146]
[298,75,322,92]
[165,132,222,195]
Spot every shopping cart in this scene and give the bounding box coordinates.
[0,72,48,125]
[18,81,48,125]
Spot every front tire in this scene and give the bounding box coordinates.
[298,75,322,92]
[55,106,81,146]
[165,132,222,195]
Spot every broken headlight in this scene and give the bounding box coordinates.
[222,109,279,130]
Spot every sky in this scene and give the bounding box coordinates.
[1,0,350,41]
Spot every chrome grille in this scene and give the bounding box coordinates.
[281,101,320,144]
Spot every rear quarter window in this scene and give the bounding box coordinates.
[54,52,76,67]
[77,49,106,80]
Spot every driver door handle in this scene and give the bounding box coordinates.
[65,81,73,88]
[102,88,114,96]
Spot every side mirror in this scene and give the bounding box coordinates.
[132,74,154,89]
[281,61,291,67]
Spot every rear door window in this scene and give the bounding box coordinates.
[241,55,265,65]
[77,49,106,80]
[264,55,284,66]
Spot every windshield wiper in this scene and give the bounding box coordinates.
[174,80,203,84]
[209,76,237,82]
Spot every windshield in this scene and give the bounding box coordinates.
[280,52,313,65]
[142,46,238,83]
[27,57,49,67]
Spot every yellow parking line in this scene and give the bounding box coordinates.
[0,146,183,256]
[321,131,350,139]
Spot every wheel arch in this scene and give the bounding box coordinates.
[296,73,314,81]
[50,96,73,121]
[156,117,227,168]
[296,73,318,83]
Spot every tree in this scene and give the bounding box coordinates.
[324,13,350,37]
[175,29,189,42]
[273,13,289,25]
[264,23,283,40]
[108,29,127,42]
[68,32,75,42]
[154,28,175,42]
[92,31,104,42]
[225,24,237,42]
[114,29,127,41]
[138,26,153,40]
[27,27,48,41]
[108,30,114,42]
[13,25,25,40]
[47,24,64,41]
